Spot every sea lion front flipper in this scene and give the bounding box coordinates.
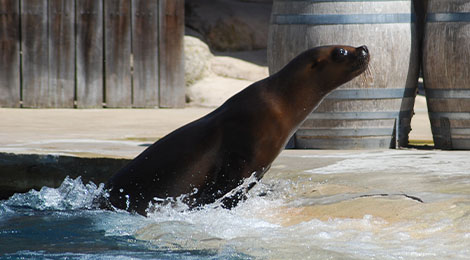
[219,165,271,209]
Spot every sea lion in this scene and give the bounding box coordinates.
[103,45,370,215]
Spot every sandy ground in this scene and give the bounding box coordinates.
[409,95,433,141]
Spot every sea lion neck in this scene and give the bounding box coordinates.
[265,68,330,128]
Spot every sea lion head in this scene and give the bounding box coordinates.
[281,45,370,94]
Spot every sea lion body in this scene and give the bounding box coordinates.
[105,45,370,215]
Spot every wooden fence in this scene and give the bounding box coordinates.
[0,0,185,108]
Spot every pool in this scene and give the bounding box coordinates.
[1,150,470,259]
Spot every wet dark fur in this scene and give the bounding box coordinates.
[103,45,370,215]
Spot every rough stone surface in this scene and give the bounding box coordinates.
[185,52,269,107]
[184,36,213,86]
[187,75,253,107]
[184,0,272,106]
[210,56,268,82]
[185,0,272,51]
[183,37,269,107]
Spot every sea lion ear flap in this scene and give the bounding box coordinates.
[311,58,327,70]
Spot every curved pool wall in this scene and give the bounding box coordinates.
[0,152,128,200]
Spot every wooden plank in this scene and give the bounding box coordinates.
[0,0,20,107]
[76,0,104,108]
[159,0,185,108]
[104,0,131,108]
[48,0,74,108]
[132,0,159,108]
[21,0,48,108]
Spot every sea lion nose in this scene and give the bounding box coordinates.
[358,45,369,55]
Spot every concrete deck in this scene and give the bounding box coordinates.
[0,96,433,157]
[0,108,213,158]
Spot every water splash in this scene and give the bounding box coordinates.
[3,176,105,211]
[144,172,262,217]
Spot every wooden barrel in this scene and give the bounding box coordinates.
[268,0,419,149]
[423,0,470,150]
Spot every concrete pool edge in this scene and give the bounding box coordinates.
[0,149,349,200]
[2,148,463,202]
[0,152,130,200]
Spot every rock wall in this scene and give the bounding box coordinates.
[184,36,268,107]
[185,0,272,51]
[184,0,272,106]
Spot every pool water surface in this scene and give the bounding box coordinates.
[1,150,469,259]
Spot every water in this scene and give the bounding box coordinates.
[1,150,470,259]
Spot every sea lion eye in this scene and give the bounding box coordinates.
[332,48,348,61]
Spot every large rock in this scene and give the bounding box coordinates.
[187,76,254,107]
[184,35,268,85]
[187,53,268,106]
[186,53,269,107]
[185,0,272,51]
[184,33,270,107]
[184,36,213,86]
[210,56,268,82]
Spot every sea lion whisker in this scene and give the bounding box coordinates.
[360,65,374,86]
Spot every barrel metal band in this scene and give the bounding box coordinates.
[297,128,394,137]
[425,89,470,99]
[325,88,416,100]
[295,137,394,149]
[272,13,415,25]
[429,112,470,120]
[433,127,470,136]
[307,111,412,120]
[427,13,470,23]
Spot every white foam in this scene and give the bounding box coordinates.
[5,176,104,211]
